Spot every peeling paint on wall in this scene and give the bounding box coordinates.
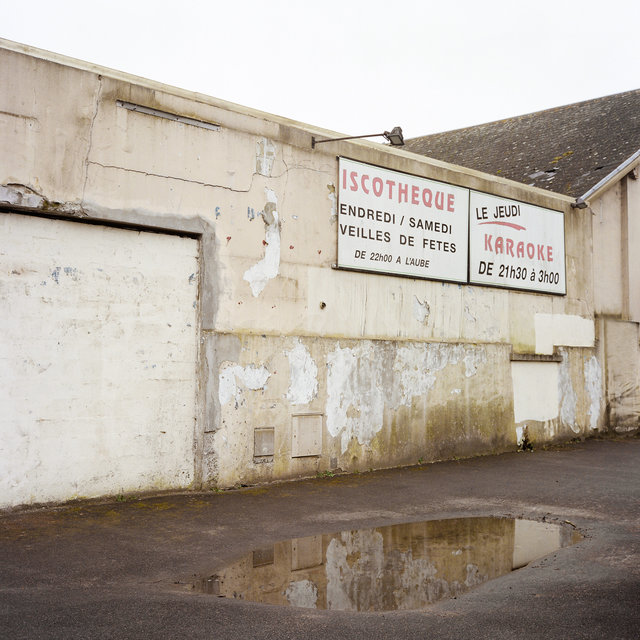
[463,348,487,377]
[397,343,485,406]
[413,296,430,324]
[326,343,385,453]
[558,350,578,432]
[243,188,280,296]
[326,341,487,453]
[396,344,439,407]
[584,355,603,430]
[256,137,276,177]
[285,340,318,405]
[327,183,337,220]
[218,363,271,408]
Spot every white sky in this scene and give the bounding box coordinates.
[2,0,639,139]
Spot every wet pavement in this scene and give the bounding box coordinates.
[1,436,639,639]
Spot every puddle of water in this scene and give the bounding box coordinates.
[193,517,581,612]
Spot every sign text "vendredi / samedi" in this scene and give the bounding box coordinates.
[337,158,566,295]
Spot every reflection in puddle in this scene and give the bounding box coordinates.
[194,517,581,611]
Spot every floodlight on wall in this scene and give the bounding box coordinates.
[311,126,404,149]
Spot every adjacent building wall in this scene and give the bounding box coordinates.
[591,172,640,432]
[0,40,621,506]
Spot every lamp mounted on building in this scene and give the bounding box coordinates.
[311,126,404,149]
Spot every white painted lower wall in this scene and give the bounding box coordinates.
[0,214,200,508]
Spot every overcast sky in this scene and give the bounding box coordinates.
[2,0,639,139]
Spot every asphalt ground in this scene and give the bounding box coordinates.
[1,436,638,639]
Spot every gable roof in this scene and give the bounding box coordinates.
[404,89,640,198]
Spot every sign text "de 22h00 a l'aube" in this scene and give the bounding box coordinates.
[337,158,566,295]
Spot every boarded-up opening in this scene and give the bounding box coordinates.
[0,212,200,507]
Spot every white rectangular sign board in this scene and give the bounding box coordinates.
[468,191,566,294]
[337,158,469,283]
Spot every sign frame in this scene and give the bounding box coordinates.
[335,157,567,296]
[336,157,469,284]
[468,190,566,295]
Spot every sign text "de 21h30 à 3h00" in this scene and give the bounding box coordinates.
[337,158,566,295]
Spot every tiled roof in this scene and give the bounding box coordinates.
[404,89,640,197]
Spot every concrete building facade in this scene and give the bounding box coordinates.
[1,40,636,509]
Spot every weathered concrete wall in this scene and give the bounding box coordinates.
[210,335,514,486]
[626,173,640,322]
[0,40,618,506]
[0,212,199,508]
[590,174,640,435]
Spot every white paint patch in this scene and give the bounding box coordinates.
[535,313,595,355]
[218,364,270,408]
[255,137,276,176]
[515,425,524,446]
[584,355,603,430]
[285,580,318,609]
[326,342,486,453]
[412,296,430,324]
[285,341,318,405]
[243,188,280,297]
[396,344,439,407]
[326,343,386,453]
[558,350,578,432]
[327,184,337,219]
[463,348,487,377]
[511,361,559,423]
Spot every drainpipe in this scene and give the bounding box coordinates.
[573,148,640,208]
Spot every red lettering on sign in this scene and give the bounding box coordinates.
[447,193,455,212]
[386,180,395,198]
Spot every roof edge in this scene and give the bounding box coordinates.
[573,149,640,208]
[0,38,574,209]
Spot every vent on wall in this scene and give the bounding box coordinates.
[116,100,221,131]
[254,427,274,463]
[291,413,323,458]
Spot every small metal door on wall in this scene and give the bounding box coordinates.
[0,212,200,508]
